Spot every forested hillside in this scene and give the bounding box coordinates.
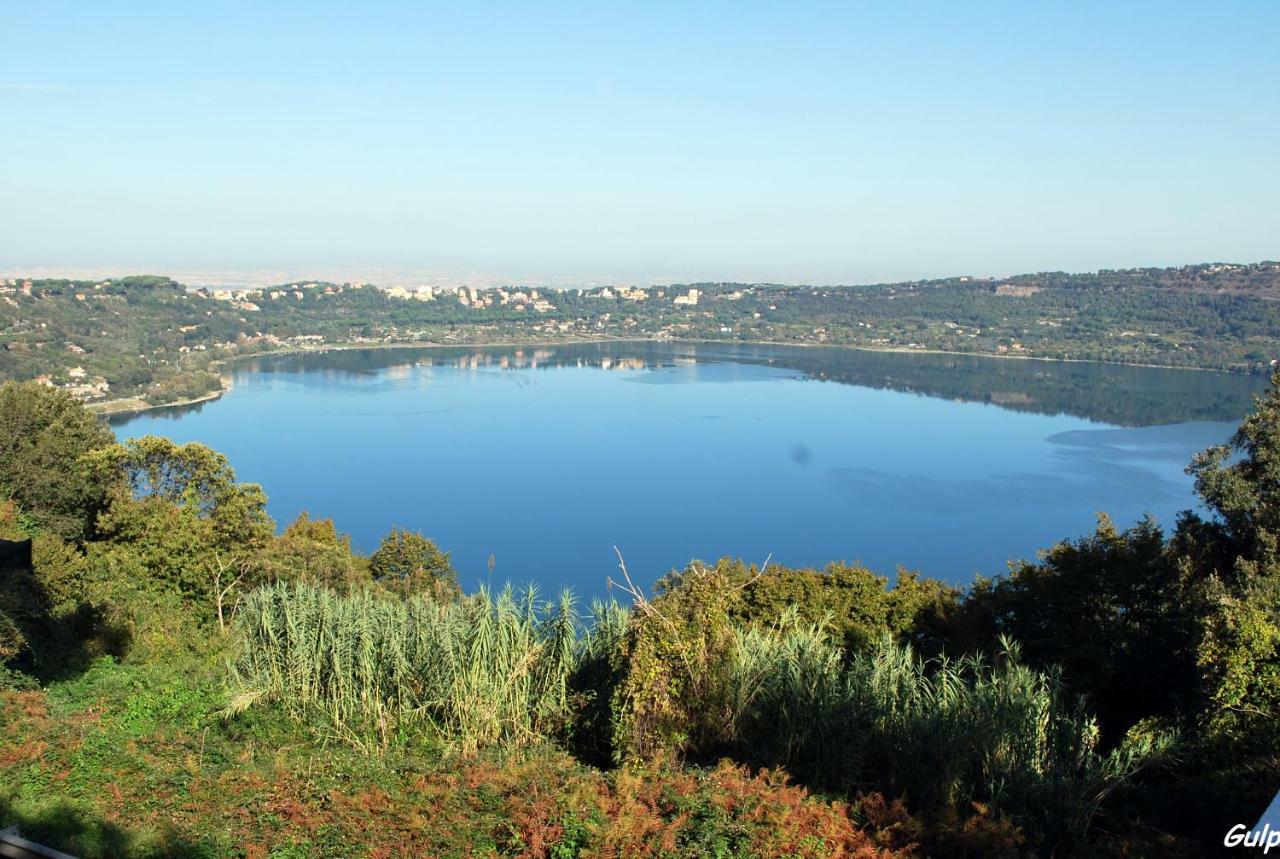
[2,378,1280,856]
[3,261,1278,412]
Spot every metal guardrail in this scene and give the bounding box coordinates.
[0,827,77,859]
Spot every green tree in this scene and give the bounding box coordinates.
[956,515,1196,738]
[84,436,274,620]
[1178,371,1280,751]
[369,527,458,599]
[263,512,368,592]
[0,499,114,677]
[0,381,114,541]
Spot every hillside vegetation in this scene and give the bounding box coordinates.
[3,261,1279,411]
[2,378,1280,855]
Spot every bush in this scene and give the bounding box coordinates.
[263,512,368,591]
[658,557,960,655]
[610,562,738,764]
[369,527,459,599]
[955,514,1197,738]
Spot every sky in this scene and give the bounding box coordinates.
[2,2,1278,286]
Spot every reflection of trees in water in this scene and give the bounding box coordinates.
[708,344,1267,427]
[228,342,1265,427]
[106,398,214,427]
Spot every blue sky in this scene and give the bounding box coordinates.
[2,2,1277,285]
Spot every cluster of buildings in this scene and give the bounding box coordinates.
[199,281,362,310]
[0,278,34,298]
[30,364,111,400]
[592,286,655,301]
[381,286,436,301]
[584,285,722,307]
[197,281,569,313]
[453,287,556,312]
[1,278,116,304]
[188,279,759,314]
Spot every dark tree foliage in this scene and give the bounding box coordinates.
[0,501,128,680]
[1177,373,1280,754]
[1181,371,1280,579]
[955,515,1197,738]
[0,382,115,541]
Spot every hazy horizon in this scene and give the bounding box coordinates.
[2,256,1277,292]
[4,3,1277,282]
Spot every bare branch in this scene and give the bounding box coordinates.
[733,552,773,592]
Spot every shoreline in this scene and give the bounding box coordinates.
[237,334,1261,376]
[681,337,1240,374]
[91,336,646,419]
[93,334,1258,420]
[91,374,234,417]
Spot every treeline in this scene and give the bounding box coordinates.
[2,378,1280,854]
[729,276,1280,370]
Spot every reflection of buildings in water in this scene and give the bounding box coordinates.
[989,391,1034,405]
[385,363,412,381]
[434,349,655,373]
[593,356,649,371]
[174,342,1268,426]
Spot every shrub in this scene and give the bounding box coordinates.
[954,514,1197,738]
[655,557,960,657]
[369,527,459,599]
[610,562,738,764]
[263,512,368,591]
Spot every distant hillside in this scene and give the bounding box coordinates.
[682,260,1280,297]
[2,261,1278,411]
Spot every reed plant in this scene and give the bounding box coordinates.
[724,616,1165,847]
[229,580,1158,846]
[227,581,608,754]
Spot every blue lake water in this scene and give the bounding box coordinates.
[111,342,1267,597]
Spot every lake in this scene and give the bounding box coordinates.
[111,341,1267,597]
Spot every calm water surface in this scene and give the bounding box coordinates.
[112,342,1267,597]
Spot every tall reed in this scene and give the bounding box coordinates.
[724,616,1164,846]
[227,581,602,754]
